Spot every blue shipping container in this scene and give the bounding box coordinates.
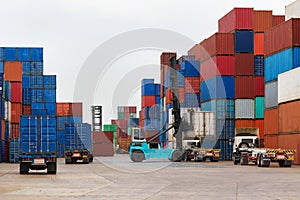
[180,60,200,77]
[43,75,56,89]
[22,88,31,104]
[31,89,43,103]
[9,138,19,163]
[22,62,31,76]
[65,123,92,152]
[17,48,31,61]
[45,103,56,116]
[31,109,47,116]
[142,82,156,96]
[31,48,43,61]
[57,116,71,130]
[20,116,57,154]
[44,89,56,103]
[201,99,235,119]
[22,76,30,88]
[294,47,300,68]
[0,73,3,96]
[0,62,3,73]
[32,103,44,110]
[4,81,11,101]
[0,48,4,61]
[0,97,4,119]
[215,140,233,160]
[254,55,264,76]
[144,119,161,131]
[31,61,43,75]
[216,119,235,139]
[0,141,2,163]
[30,75,43,89]
[128,118,139,127]
[57,144,65,158]
[4,47,17,61]
[184,93,200,107]
[70,116,83,124]
[234,31,254,53]
[178,70,185,87]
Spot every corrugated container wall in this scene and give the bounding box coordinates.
[272,15,285,27]
[235,76,254,98]
[265,81,278,109]
[235,99,254,119]
[264,108,279,134]
[254,33,264,55]
[279,100,300,133]
[264,135,278,148]
[255,97,264,119]
[278,67,300,104]
[234,53,254,75]
[234,31,254,53]
[253,10,273,32]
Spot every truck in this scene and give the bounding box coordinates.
[168,108,220,162]
[19,116,57,174]
[232,128,296,167]
[64,123,93,164]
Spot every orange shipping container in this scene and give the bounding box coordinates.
[235,119,255,128]
[255,120,264,139]
[11,103,22,123]
[278,133,300,164]
[264,134,278,149]
[254,33,264,55]
[166,88,173,104]
[4,62,22,82]
[279,100,300,133]
[56,103,71,116]
[253,11,273,33]
[264,108,278,135]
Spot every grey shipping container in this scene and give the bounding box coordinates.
[265,81,278,109]
[235,99,254,119]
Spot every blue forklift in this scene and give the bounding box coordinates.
[129,56,184,162]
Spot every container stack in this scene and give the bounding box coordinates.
[56,102,83,157]
[264,18,300,164]
[65,123,92,153]
[103,124,117,148]
[140,79,161,143]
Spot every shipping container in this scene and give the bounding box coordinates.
[0,62,3,73]
[43,75,56,89]
[215,139,233,160]
[30,75,43,89]
[235,119,255,128]
[9,138,19,163]
[142,96,156,107]
[235,76,254,99]
[216,119,234,139]
[188,44,201,61]
[0,48,3,61]
[234,31,254,53]
[254,33,264,55]
[279,100,300,133]
[255,97,265,119]
[10,123,20,138]
[11,103,22,123]
[184,93,200,107]
[184,77,200,93]
[4,80,11,101]
[264,134,278,149]
[22,105,32,115]
[234,53,254,75]
[278,67,300,103]
[180,60,200,77]
[4,101,11,121]
[4,62,22,81]
[272,15,285,27]
[201,76,235,102]
[71,103,83,116]
[285,0,300,20]
[22,88,31,104]
[92,131,114,156]
[11,82,22,103]
[0,97,4,118]
[264,108,278,134]
[17,48,31,62]
[265,18,300,56]
[103,124,117,132]
[254,77,264,96]
[44,89,56,103]
[56,102,82,116]
[201,99,235,119]
[218,8,254,33]
[142,80,156,96]
[201,56,235,81]
[57,116,82,130]
[45,103,56,116]
[20,116,56,153]
[235,99,254,119]
[31,48,43,61]
[253,10,273,33]
[30,61,43,75]
[65,123,92,152]
[265,81,278,109]
[198,33,234,62]
[254,55,264,76]
[255,119,264,139]
[144,119,161,131]
[278,133,300,164]
[0,73,3,96]
[4,48,17,61]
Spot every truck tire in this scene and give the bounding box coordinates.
[279,160,284,167]
[257,154,261,167]
[171,150,183,162]
[89,155,93,163]
[83,158,89,164]
[65,158,72,164]
[131,151,144,162]
[20,162,29,174]
[233,159,238,165]
[47,162,57,174]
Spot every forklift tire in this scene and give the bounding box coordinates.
[131,151,144,162]
[47,162,57,174]
[258,154,262,167]
[171,150,183,162]
[233,159,239,165]
[20,163,29,174]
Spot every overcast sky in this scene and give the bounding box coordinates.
[0,0,295,124]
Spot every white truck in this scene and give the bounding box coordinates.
[232,128,296,167]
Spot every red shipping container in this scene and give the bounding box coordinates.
[177,87,185,104]
[278,133,300,164]
[199,33,234,62]
[129,106,136,114]
[71,103,82,116]
[116,120,127,129]
[235,119,255,128]
[255,120,264,139]
[11,103,22,123]
[272,15,285,27]
[111,120,117,125]
[3,141,9,162]
[117,127,127,138]
[264,108,278,135]
[11,82,22,103]
[234,53,254,76]
[253,10,273,33]
[4,62,22,82]
[142,96,156,107]
[166,88,173,105]
[254,33,264,55]
[92,131,114,156]
[201,56,234,81]
[102,131,114,143]
[160,84,164,98]
[56,103,71,116]
[140,107,145,120]
[188,44,201,61]
[264,134,278,149]
[22,105,32,115]
[254,77,264,96]
[218,8,254,33]
[185,77,200,93]
[10,123,20,138]
[235,76,254,98]
[265,18,300,56]
[161,52,176,66]
[279,100,300,133]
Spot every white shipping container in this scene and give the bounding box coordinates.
[168,107,216,140]
[5,101,11,121]
[278,67,300,103]
[285,0,300,20]
[235,99,254,119]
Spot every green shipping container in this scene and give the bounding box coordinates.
[255,97,264,119]
[103,124,117,132]
[118,112,124,120]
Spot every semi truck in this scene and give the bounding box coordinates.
[19,116,57,174]
[64,123,93,164]
[232,128,296,167]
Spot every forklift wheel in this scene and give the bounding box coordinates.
[171,150,183,162]
[131,151,144,162]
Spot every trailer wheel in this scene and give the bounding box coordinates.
[131,151,144,162]
[47,162,57,174]
[279,160,284,167]
[20,163,29,174]
[89,155,93,163]
[171,150,183,162]
[257,154,262,167]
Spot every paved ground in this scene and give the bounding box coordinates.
[0,155,300,200]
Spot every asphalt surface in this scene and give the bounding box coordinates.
[0,155,300,200]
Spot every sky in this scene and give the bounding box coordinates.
[0,0,295,124]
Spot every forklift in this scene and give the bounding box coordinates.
[129,56,184,162]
